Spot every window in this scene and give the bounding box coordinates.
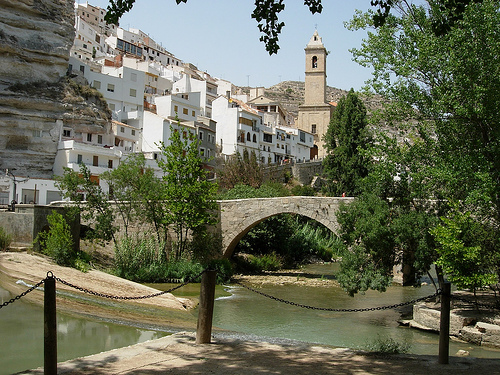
[87,133,92,142]
[32,129,42,138]
[130,88,136,97]
[97,135,103,144]
[93,155,98,166]
[108,103,115,110]
[107,83,114,92]
[93,80,101,89]
[174,105,178,113]
[247,133,251,142]
[200,148,205,157]
[311,124,317,134]
[108,160,113,168]
[299,131,306,143]
[80,65,85,73]
[120,126,125,133]
[63,129,71,137]
[199,131,204,141]
[312,56,318,69]
[182,108,188,115]
[263,133,272,143]
[253,134,257,143]
[192,110,195,117]
[131,129,136,136]
[239,117,253,126]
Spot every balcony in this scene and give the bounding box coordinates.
[144,100,157,114]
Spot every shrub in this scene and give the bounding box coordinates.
[36,212,75,267]
[364,336,411,355]
[0,226,12,251]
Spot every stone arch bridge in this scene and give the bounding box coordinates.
[216,196,354,258]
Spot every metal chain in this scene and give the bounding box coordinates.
[0,279,45,309]
[451,294,500,311]
[53,270,205,300]
[233,280,441,312]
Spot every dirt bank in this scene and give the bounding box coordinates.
[0,252,198,330]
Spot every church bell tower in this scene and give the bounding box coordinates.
[298,30,333,159]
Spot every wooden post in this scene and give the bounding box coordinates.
[44,275,57,375]
[438,282,451,365]
[196,270,217,344]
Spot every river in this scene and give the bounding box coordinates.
[1,264,500,374]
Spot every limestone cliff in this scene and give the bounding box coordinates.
[0,0,110,179]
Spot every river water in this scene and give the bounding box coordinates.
[2,264,500,374]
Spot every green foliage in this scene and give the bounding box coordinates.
[323,89,371,196]
[0,226,12,251]
[218,181,290,200]
[338,0,500,293]
[291,184,316,196]
[36,212,75,267]
[102,153,170,247]
[114,235,206,282]
[55,164,117,246]
[157,124,219,260]
[207,258,233,283]
[364,335,411,355]
[432,206,499,290]
[236,214,341,270]
[234,252,283,273]
[217,151,264,190]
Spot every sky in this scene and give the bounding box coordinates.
[79,0,375,91]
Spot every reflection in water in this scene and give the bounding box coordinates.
[0,287,168,375]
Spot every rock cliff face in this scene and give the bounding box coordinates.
[0,0,109,179]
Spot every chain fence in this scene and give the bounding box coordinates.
[232,279,442,312]
[2,271,499,313]
[0,278,45,309]
[0,269,206,309]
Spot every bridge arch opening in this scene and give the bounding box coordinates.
[223,212,341,269]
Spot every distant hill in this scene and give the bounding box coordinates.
[237,81,385,118]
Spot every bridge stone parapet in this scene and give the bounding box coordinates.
[217,196,353,258]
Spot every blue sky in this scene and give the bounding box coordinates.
[78,0,375,91]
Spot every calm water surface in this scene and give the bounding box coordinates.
[0,286,169,375]
[2,263,500,374]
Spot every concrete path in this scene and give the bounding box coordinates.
[19,332,500,375]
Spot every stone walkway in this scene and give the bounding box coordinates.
[19,332,500,375]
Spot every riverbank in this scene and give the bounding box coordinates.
[19,331,500,374]
[0,252,198,330]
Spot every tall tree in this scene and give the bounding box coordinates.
[338,0,500,292]
[157,125,219,260]
[323,89,371,196]
[101,153,171,247]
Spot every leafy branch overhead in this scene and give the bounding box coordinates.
[104,0,482,54]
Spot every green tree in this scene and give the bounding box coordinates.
[157,125,219,260]
[338,0,500,292]
[102,153,171,246]
[103,1,478,54]
[36,211,75,267]
[55,164,117,246]
[323,89,371,196]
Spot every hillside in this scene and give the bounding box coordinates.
[237,81,385,118]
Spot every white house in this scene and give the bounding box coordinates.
[212,96,262,160]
